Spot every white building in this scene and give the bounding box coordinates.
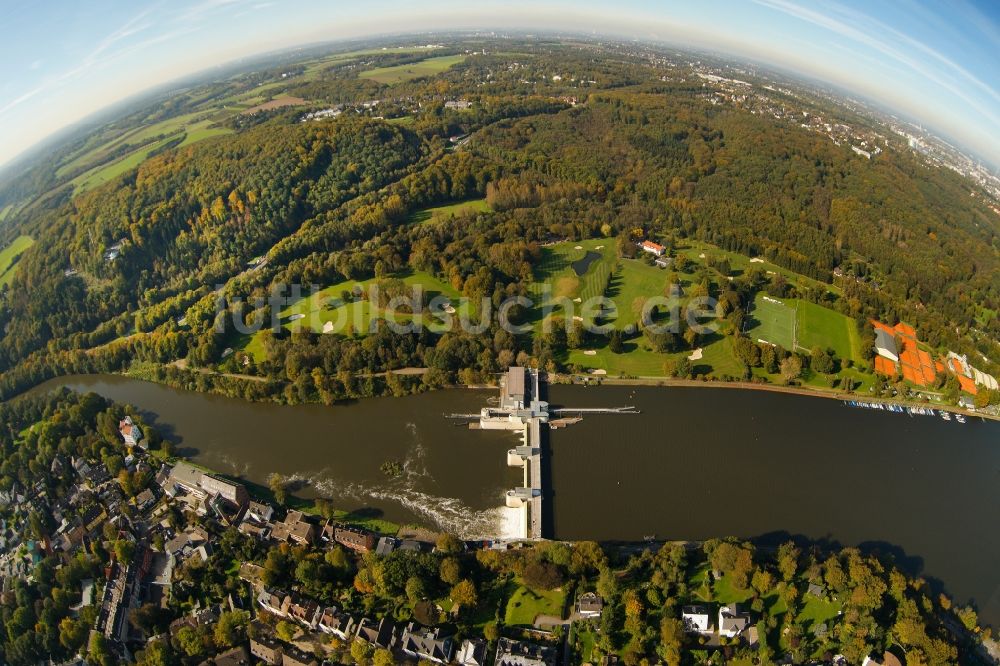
[681,605,712,633]
[874,328,899,362]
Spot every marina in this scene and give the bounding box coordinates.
[842,399,971,421]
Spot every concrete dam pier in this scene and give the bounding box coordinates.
[455,367,638,540]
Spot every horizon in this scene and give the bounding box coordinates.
[0,0,998,172]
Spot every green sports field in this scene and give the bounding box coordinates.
[795,299,861,362]
[749,293,796,350]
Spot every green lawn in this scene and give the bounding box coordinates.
[359,55,466,84]
[533,240,669,330]
[535,239,749,378]
[71,135,178,193]
[712,575,754,605]
[0,235,35,287]
[241,270,462,360]
[679,240,839,295]
[795,299,861,362]
[748,293,797,350]
[504,582,566,627]
[408,198,490,224]
[797,592,842,628]
[178,121,232,147]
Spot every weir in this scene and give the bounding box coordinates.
[462,367,639,540]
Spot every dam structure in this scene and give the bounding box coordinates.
[458,367,638,540]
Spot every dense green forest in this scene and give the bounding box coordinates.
[0,38,997,405]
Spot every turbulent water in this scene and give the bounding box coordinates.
[28,374,1000,625]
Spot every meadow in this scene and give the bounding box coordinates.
[407,198,490,224]
[0,235,35,287]
[358,54,466,84]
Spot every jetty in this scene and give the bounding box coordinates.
[457,367,638,540]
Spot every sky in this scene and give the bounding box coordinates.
[0,0,998,169]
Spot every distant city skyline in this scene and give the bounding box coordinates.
[0,0,997,170]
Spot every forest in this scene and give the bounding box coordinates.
[0,38,996,407]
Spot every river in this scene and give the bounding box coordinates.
[26,374,1000,625]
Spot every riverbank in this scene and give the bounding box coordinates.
[549,373,1000,422]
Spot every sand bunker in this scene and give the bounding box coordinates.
[583,350,597,356]
[687,347,703,361]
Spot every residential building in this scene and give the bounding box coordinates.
[375,536,399,556]
[456,638,487,666]
[639,240,666,257]
[271,510,317,545]
[249,635,283,665]
[286,593,319,628]
[495,638,557,666]
[576,592,604,619]
[355,617,396,650]
[245,500,274,524]
[198,645,250,666]
[681,605,712,633]
[399,622,454,664]
[718,603,751,638]
[118,417,144,448]
[333,524,377,552]
[317,606,357,640]
[257,588,291,617]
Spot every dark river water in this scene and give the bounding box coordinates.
[26,375,1000,625]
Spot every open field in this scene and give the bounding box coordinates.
[408,198,490,224]
[359,54,466,84]
[69,136,176,192]
[242,95,307,114]
[795,299,860,362]
[504,581,566,627]
[677,239,839,295]
[240,270,462,360]
[0,235,34,287]
[749,293,796,350]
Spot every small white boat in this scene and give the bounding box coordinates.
[955,414,966,424]
[940,411,951,421]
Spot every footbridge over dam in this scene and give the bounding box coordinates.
[448,368,637,540]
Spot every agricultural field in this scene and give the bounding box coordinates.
[241,270,461,360]
[408,198,490,224]
[358,54,466,84]
[241,95,307,114]
[0,235,34,287]
[63,112,233,193]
